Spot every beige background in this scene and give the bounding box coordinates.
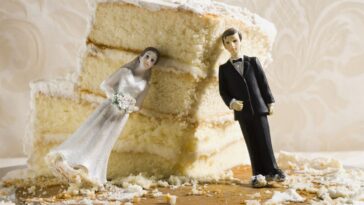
[1,0,364,158]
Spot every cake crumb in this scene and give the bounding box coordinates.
[265,189,305,204]
[27,186,36,195]
[151,189,163,198]
[244,199,261,205]
[164,193,177,205]
[132,196,141,203]
[168,176,182,187]
[115,174,154,189]
[190,181,203,195]
[157,180,169,187]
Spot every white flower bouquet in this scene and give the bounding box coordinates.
[111,92,137,113]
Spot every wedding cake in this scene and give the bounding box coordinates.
[24,0,276,180]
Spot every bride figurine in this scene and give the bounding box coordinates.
[45,47,160,187]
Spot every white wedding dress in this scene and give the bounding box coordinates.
[45,68,147,186]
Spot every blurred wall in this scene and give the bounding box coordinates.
[1,0,364,157]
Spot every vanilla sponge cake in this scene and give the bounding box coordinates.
[25,0,276,179]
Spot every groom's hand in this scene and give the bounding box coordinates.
[231,100,244,111]
[268,103,274,115]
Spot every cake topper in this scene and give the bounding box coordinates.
[218,27,285,188]
[45,47,160,188]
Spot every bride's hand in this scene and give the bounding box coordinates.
[133,106,140,112]
[126,106,139,113]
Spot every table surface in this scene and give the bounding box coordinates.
[4,166,313,205]
[1,152,363,204]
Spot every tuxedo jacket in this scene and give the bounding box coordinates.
[218,56,275,120]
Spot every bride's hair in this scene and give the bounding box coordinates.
[102,47,161,93]
[123,47,160,81]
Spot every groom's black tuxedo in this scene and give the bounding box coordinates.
[218,56,278,176]
[219,56,274,120]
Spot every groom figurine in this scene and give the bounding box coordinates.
[218,28,286,188]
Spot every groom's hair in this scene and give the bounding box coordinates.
[222,27,242,45]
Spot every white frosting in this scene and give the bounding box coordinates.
[66,0,99,88]
[29,78,76,97]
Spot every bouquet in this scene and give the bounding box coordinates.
[111,92,137,113]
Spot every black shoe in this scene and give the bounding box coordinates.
[266,169,286,182]
[251,175,267,188]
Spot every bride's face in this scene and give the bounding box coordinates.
[140,51,158,70]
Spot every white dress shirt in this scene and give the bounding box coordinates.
[228,56,245,109]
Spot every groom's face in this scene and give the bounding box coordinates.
[223,33,241,56]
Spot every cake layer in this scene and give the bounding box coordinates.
[113,113,193,160]
[107,152,177,179]
[88,1,275,71]
[194,121,242,155]
[28,139,61,176]
[184,139,249,178]
[192,78,233,121]
[78,45,138,96]
[78,45,232,119]
[34,93,97,136]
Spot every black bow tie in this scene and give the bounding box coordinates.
[232,58,242,63]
